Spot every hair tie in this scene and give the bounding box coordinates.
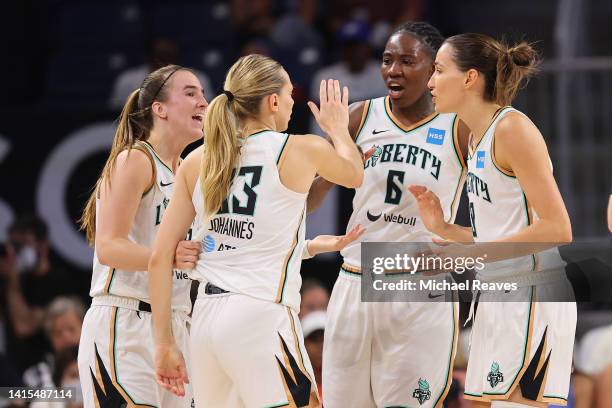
[223,90,234,102]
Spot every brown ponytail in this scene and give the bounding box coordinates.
[445,34,540,106]
[79,64,188,245]
[494,42,539,106]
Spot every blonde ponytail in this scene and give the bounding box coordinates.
[199,54,285,216]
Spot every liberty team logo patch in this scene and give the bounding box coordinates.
[412,378,431,405]
[476,151,486,168]
[487,362,504,388]
[426,127,445,145]
[365,145,383,168]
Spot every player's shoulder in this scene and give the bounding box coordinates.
[179,146,203,178]
[116,146,154,172]
[496,110,539,140]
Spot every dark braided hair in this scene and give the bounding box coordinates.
[391,22,445,58]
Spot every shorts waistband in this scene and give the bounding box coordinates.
[340,263,362,275]
[91,295,189,314]
[477,267,567,288]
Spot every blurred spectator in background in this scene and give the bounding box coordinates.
[23,297,85,388]
[301,310,326,399]
[0,242,24,405]
[241,38,273,57]
[299,278,330,319]
[2,215,77,372]
[30,346,83,408]
[108,37,212,109]
[270,0,322,53]
[231,0,276,47]
[573,324,612,408]
[310,19,386,133]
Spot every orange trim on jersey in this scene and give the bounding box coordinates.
[536,338,551,402]
[93,350,104,408]
[354,100,371,138]
[103,267,115,294]
[108,307,158,408]
[446,171,467,224]
[452,116,467,169]
[287,307,320,406]
[523,194,539,271]
[132,142,158,194]
[434,302,459,408]
[491,133,515,177]
[468,106,510,158]
[275,209,306,303]
[384,96,438,132]
[541,396,568,405]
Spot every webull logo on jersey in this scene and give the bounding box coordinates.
[366,209,417,226]
[426,127,445,145]
[364,143,442,180]
[412,378,431,405]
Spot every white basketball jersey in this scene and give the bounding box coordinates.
[467,107,564,278]
[341,96,466,268]
[191,131,307,312]
[89,141,192,312]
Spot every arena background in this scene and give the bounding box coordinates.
[0,0,611,406]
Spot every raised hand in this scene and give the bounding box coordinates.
[307,224,366,257]
[407,185,447,236]
[307,79,349,138]
[174,240,200,270]
[155,343,189,397]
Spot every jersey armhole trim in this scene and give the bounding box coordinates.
[354,100,372,144]
[276,133,290,165]
[131,143,157,196]
[452,114,467,169]
[140,140,174,175]
[491,131,516,178]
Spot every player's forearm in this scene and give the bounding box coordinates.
[328,130,363,188]
[148,249,175,345]
[437,223,474,243]
[307,177,334,214]
[496,218,572,244]
[96,238,151,271]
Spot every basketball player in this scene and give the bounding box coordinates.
[411,33,576,407]
[77,65,207,407]
[148,54,365,407]
[308,22,468,408]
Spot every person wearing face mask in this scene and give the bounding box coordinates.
[30,345,84,408]
[22,297,85,389]
[1,215,77,373]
